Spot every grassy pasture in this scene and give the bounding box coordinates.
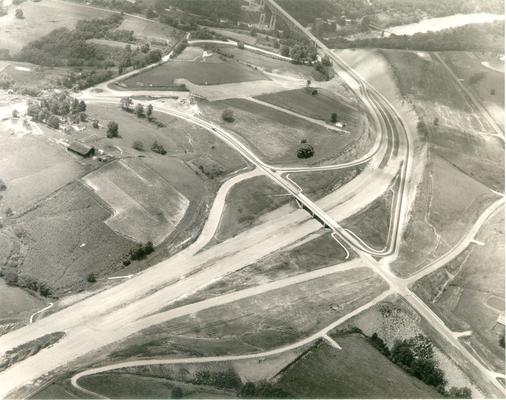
[414,209,505,371]
[0,0,114,54]
[9,182,134,295]
[289,165,364,201]
[341,183,394,250]
[277,337,441,399]
[0,62,72,90]
[0,123,86,215]
[256,88,360,127]
[111,268,387,359]
[84,159,189,245]
[199,98,360,166]
[120,58,268,89]
[214,176,292,242]
[0,280,45,323]
[79,373,235,399]
[211,46,315,79]
[117,16,182,44]
[85,103,247,177]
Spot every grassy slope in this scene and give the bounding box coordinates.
[414,210,505,371]
[277,338,441,399]
[213,175,292,243]
[256,88,359,127]
[289,165,364,201]
[169,232,353,309]
[110,269,387,359]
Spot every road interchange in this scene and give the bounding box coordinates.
[0,1,504,397]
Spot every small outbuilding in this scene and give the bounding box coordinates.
[68,141,95,157]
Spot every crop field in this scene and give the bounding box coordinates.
[7,182,134,295]
[0,123,86,215]
[110,268,387,359]
[391,153,499,277]
[414,209,505,371]
[84,159,189,245]
[199,99,362,166]
[213,176,293,242]
[288,166,364,201]
[0,0,113,53]
[439,52,505,128]
[120,57,268,89]
[256,88,361,127]
[276,337,441,399]
[170,232,353,309]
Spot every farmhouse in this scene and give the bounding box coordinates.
[67,141,95,157]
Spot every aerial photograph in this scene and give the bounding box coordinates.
[0,0,504,398]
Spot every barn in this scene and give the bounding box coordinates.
[67,141,95,158]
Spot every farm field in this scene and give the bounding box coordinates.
[0,122,86,215]
[276,337,441,399]
[169,232,353,309]
[255,88,361,128]
[3,182,135,296]
[198,98,365,167]
[111,268,387,359]
[438,52,505,129]
[391,154,498,277]
[84,159,189,245]
[213,175,293,243]
[413,209,505,372]
[119,56,268,89]
[288,166,364,201]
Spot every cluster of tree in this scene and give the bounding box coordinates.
[2,270,52,297]
[367,333,471,398]
[238,381,290,398]
[165,0,243,24]
[159,13,199,32]
[26,92,87,129]
[128,241,155,261]
[192,369,242,390]
[327,21,504,53]
[59,70,114,91]
[297,139,315,159]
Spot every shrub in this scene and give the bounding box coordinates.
[331,112,337,123]
[15,8,23,19]
[107,121,119,138]
[87,273,97,283]
[151,140,167,155]
[297,143,314,159]
[92,120,99,129]
[47,115,60,129]
[135,103,144,118]
[0,179,6,191]
[222,108,234,122]
[132,140,144,151]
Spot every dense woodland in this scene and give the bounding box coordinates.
[327,21,505,52]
